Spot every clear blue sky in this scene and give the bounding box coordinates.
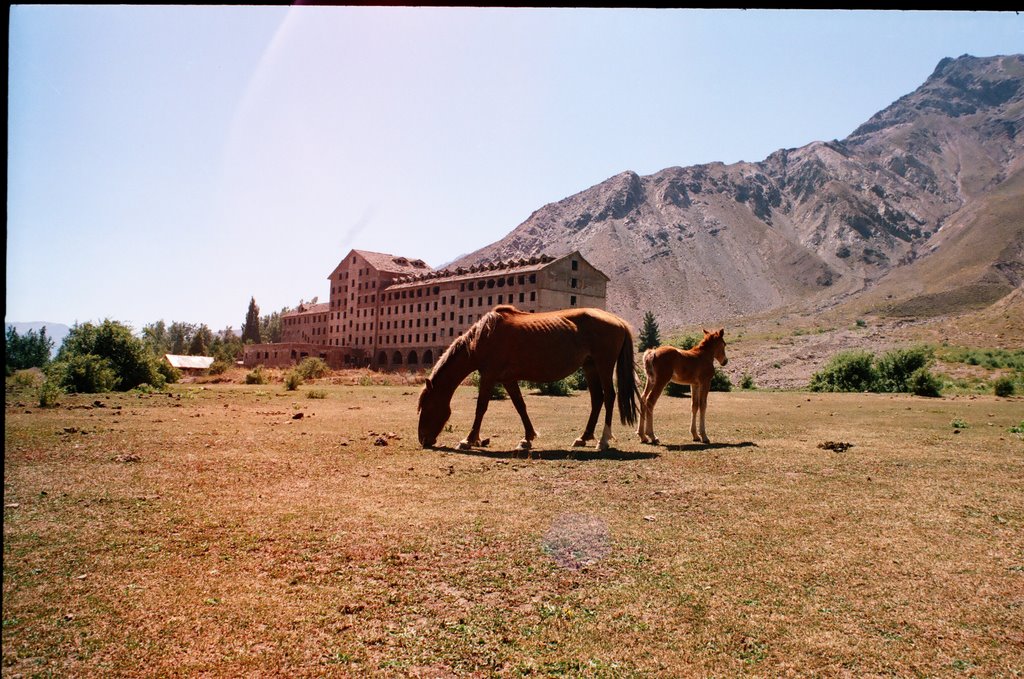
[8,7,1023,333]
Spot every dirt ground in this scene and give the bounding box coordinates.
[4,379,1022,677]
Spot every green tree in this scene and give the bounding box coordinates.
[242,297,261,344]
[5,326,54,374]
[50,319,168,393]
[260,307,289,344]
[168,321,196,355]
[188,324,214,355]
[142,320,171,357]
[210,326,243,364]
[637,311,662,351]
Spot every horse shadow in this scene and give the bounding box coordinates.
[436,445,660,462]
[661,440,758,452]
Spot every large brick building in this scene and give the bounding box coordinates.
[243,248,609,371]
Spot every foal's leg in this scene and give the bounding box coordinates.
[574,363,603,447]
[690,381,703,442]
[642,376,670,445]
[504,381,537,451]
[697,383,711,444]
[691,382,710,444]
[637,377,654,442]
[459,376,494,449]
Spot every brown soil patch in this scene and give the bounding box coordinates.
[4,383,1023,676]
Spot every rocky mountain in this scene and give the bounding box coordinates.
[453,54,1024,332]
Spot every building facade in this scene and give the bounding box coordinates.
[243,248,608,371]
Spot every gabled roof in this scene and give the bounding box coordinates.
[329,249,433,279]
[165,354,215,369]
[284,302,330,317]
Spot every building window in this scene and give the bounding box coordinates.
[571,278,578,288]
[572,259,579,271]
[570,295,577,306]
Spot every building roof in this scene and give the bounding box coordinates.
[385,251,608,290]
[354,250,433,275]
[284,302,330,317]
[165,354,216,370]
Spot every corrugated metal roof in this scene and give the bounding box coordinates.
[354,250,433,275]
[165,354,215,369]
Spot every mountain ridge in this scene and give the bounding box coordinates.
[452,53,1024,333]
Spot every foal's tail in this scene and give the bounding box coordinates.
[616,333,639,427]
[642,348,657,380]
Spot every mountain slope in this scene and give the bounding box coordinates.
[453,54,1024,331]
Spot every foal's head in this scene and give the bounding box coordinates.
[702,328,728,366]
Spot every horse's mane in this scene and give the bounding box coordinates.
[693,329,723,352]
[428,307,507,379]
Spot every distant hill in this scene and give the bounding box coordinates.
[452,54,1024,332]
[5,322,72,356]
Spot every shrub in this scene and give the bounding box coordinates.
[530,379,572,396]
[245,365,268,385]
[306,389,327,399]
[285,370,302,391]
[54,320,165,392]
[208,360,230,376]
[156,360,181,385]
[665,382,690,398]
[711,368,732,392]
[568,368,588,391]
[809,350,878,392]
[37,378,62,408]
[48,354,120,394]
[908,367,943,397]
[993,376,1016,397]
[876,346,934,393]
[11,369,43,390]
[740,373,755,390]
[469,371,506,399]
[296,357,329,380]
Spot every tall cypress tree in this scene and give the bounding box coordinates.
[638,311,662,351]
[242,297,262,344]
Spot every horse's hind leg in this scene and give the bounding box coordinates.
[596,367,617,452]
[637,379,654,442]
[504,381,537,451]
[459,377,494,450]
[574,362,603,447]
[642,377,669,445]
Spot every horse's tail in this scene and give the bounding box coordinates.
[616,332,639,427]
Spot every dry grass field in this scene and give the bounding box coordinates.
[4,378,1023,677]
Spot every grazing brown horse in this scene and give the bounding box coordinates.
[418,305,639,452]
[637,328,729,445]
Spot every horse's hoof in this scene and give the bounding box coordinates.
[572,438,588,447]
[479,438,490,448]
[457,440,472,450]
[597,440,610,452]
[518,440,532,451]
[649,437,660,446]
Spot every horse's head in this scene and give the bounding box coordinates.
[417,378,451,448]
[703,328,728,366]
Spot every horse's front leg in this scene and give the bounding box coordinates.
[459,378,494,450]
[691,383,710,444]
[504,381,537,451]
[697,384,711,444]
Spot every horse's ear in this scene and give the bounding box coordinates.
[702,327,710,335]
[718,328,725,337]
